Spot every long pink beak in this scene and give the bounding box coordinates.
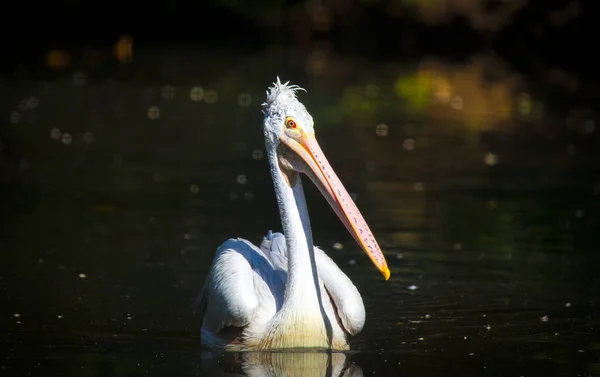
[280,130,390,280]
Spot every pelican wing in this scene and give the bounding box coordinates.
[196,237,286,335]
[264,233,366,335]
[313,246,366,335]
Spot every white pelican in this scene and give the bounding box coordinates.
[196,78,390,351]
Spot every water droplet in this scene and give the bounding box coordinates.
[78,273,87,279]
[190,184,199,194]
[229,191,238,201]
[236,175,247,185]
[333,242,343,250]
[13,313,20,318]
[407,284,418,291]
[540,315,549,322]
[348,259,356,265]
[244,190,254,200]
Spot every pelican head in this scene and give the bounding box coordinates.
[261,77,390,280]
[261,77,313,147]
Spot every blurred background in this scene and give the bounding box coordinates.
[1,0,599,376]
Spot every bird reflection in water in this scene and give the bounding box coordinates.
[199,351,363,377]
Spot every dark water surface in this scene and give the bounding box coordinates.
[1,49,599,376]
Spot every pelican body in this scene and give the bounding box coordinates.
[196,78,390,351]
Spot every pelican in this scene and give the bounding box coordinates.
[196,78,390,351]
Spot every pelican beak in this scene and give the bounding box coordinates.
[279,130,390,280]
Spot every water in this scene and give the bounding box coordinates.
[1,48,599,376]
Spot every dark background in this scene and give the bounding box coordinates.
[1,1,599,376]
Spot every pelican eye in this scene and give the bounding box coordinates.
[285,118,297,129]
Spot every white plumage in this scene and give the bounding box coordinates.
[196,78,389,350]
[196,231,365,350]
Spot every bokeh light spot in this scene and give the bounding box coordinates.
[62,133,73,145]
[584,120,595,134]
[50,128,62,140]
[518,93,532,116]
[376,123,389,137]
[364,84,379,99]
[45,50,70,69]
[252,149,264,160]
[27,96,39,110]
[114,35,133,63]
[10,111,21,124]
[73,71,86,86]
[162,85,176,100]
[83,132,94,143]
[451,96,464,110]
[204,90,219,104]
[484,152,499,166]
[190,87,204,102]
[238,93,252,108]
[147,106,160,120]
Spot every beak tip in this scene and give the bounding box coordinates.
[382,266,391,281]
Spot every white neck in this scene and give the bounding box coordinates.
[268,150,322,310]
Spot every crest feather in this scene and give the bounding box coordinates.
[261,77,306,114]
